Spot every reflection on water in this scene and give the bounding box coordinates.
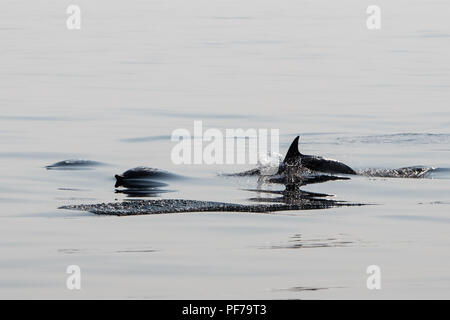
[338,133,450,145]
[262,233,355,250]
[46,159,106,170]
[120,135,171,143]
[115,188,173,198]
[276,287,331,292]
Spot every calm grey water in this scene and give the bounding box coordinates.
[1,0,449,299]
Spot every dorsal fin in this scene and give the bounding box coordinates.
[283,136,302,163]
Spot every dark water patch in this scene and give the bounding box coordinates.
[120,135,171,143]
[58,248,157,255]
[60,198,363,216]
[272,285,346,294]
[0,27,24,31]
[0,115,90,121]
[418,32,450,39]
[430,148,450,152]
[210,16,254,20]
[201,40,285,47]
[117,60,163,65]
[0,152,83,160]
[115,188,173,198]
[46,159,106,170]
[276,286,330,292]
[58,248,82,254]
[0,197,37,203]
[338,133,450,145]
[123,135,259,144]
[232,40,285,45]
[381,215,450,223]
[116,249,157,253]
[418,201,450,205]
[262,234,354,250]
[283,132,346,138]
[149,109,270,121]
[55,197,97,201]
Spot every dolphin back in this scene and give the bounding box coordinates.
[283,136,356,175]
[301,156,356,175]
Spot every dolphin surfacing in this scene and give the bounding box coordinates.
[283,136,356,175]
[114,167,179,188]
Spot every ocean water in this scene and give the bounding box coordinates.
[0,0,449,299]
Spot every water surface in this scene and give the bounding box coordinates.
[0,0,449,299]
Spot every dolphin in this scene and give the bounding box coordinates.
[114,166,180,188]
[280,137,435,178]
[282,136,356,175]
[223,136,356,178]
[46,159,105,170]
